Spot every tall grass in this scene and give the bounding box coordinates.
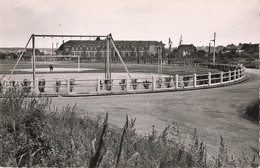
[0,88,258,167]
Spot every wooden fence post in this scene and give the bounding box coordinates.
[126,76,129,93]
[175,74,179,89]
[67,78,70,95]
[234,69,237,81]
[220,71,223,84]
[228,70,231,83]
[152,75,156,91]
[97,77,100,94]
[208,72,211,86]
[194,73,197,88]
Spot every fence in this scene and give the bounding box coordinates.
[0,63,246,97]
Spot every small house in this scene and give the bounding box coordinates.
[178,44,196,56]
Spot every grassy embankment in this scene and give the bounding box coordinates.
[0,88,258,167]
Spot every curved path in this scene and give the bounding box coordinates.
[52,68,259,159]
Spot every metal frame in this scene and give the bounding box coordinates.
[8,33,132,87]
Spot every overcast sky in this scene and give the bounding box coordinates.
[0,0,259,48]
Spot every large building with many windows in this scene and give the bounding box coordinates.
[56,40,165,59]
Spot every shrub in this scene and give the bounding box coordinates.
[131,79,138,90]
[239,100,259,122]
[164,77,172,88]
[104,79,113,91]
[142,80,151,89]
[21,79,31,93]
[38,79,46,93]
[119,79,126,90]
[54,80,61,92]
[156,78,163,88]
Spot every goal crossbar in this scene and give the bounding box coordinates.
[33,34,107,38]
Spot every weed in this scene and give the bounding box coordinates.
[0,88,258,167]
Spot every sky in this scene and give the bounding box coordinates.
[0,0,259,48]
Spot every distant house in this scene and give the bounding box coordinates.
[177,44,196,56]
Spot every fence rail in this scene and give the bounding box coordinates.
[0,63,246,97]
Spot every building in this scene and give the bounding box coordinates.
[177,44,196,56]
[56,40,165,59]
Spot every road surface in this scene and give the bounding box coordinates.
[51,68,259,159]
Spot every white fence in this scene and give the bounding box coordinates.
[0,63,246,97]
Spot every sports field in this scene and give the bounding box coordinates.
[0,61,220,76]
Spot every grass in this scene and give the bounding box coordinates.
[0,61,220,76]
[0,88,258,167]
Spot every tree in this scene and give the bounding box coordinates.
[0,52,5,60]
[197,50,206,57]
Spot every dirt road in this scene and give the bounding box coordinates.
[51,68,259,159]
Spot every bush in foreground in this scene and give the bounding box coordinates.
[239,99,259,122]
[0,88,258,167]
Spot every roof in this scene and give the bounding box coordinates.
[178,44,196,51]
[59,40,165,49]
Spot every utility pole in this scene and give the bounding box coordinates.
[209,42,211,54]
[168,38,172,51]
[157,46,162,76]
[179,36,183,46]
[32,34,36,87]
[168,38,172,65]
[105,35,111,79]
[52,42,54,56]
[211,32,216,65]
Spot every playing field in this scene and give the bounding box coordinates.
[0,61,220,76]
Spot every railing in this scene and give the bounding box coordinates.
[0,63,246,96]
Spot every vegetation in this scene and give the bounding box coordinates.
[0,88,258,167]
[156,77,163,89]
[119,79,126,91]
[239,100,259,122]
[167,43,259,69]
[131,79,138,90]
[164,77,173,88]
[142,80,151,89]
[104,79,113,91]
